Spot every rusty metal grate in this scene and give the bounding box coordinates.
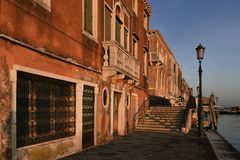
[16,71,76,148]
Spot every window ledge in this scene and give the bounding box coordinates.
[82,30,98,43]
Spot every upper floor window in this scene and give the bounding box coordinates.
[115,5,122,44]
[83,0,98,40]
[105,5,112,41]
[33,0,51,11]
[132,37,138,58]
[115,18,121,44]
[143,50,148,76]
[124,28,128,50]
[132,0,138,15]
[144,12,148,30]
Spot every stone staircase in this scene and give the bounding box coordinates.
[136,106,185,133]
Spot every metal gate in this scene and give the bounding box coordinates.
[82,85,95,148]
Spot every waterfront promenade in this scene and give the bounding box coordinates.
[61,129,217,160]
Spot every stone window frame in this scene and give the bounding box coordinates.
[16,71,76,148]
[143,49,148,76]
[102,87,110,109]
[114,3,130,51]
[104,3,113,41]
[33,0,51,12]
[132,0,138,16]
[10,65,99,156]
[82,0,98,42]
[123,9,130,51]
[143,11,148,30]
[132,36,138,58]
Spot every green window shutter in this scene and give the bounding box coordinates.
[105,7,111,41]
[115,19,121,43]
[84,0,92,34]
[124,28,128,49]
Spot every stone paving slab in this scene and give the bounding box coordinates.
[60,129,217,160]
[205,130,240,160]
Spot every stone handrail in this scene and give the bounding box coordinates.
[182,109,193,134]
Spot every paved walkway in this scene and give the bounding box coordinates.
[206,130,240,160]
[61,129,217,160]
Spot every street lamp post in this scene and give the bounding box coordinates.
[196,43,205,137]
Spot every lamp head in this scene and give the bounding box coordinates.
[196,43,205,60]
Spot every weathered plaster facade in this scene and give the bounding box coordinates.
[0,56,12,160]
[0,0,152,159]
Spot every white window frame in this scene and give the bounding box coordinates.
[82,0,98,42]
[104,3,113,41]
[10,65,99,159]
[132,36,138,58]
[132,0,138,15]
[123,9,130,51]
[33,0,51,12]
[143,50,147,76]
[143,12,148,30]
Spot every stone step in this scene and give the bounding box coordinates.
[144,116,183,121]
[148,108,185,111]
[146,111,184,114]
[139,121,182,126]
[142,119,181,123]
[135,126,181,133]
[146,109,184,112]
[137,123,181,129]
[146,114,184,118]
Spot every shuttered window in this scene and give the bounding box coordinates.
[84,0,92,34]
[115,19,121,43]
[105,6,111,41]
[124,28,128,49]
[133,38,137,57]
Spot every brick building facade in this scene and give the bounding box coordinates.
[148,30,191,106]
[0,0,152,159]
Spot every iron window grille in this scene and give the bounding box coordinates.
[17,71,76,148]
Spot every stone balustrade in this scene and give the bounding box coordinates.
[149,52,164,65]
[102,41,139,81]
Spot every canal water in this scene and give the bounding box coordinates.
[217,114,240,152]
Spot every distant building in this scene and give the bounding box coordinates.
[148,30,191,106]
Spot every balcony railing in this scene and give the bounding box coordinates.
[149,52,164,64]
[102,41,140,81]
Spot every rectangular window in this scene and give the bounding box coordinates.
[105,6,111,41]
[124,28,128,49]
[144,51,147,76]
[132,0,138,15]
[144,12,148,30]
[115,19,121,43]
[84,0,93,34]
[133,38,138,57]
[16,71,76,148]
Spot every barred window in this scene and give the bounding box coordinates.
[16,71,76,148]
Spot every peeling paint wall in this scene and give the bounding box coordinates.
[0,56,12,160]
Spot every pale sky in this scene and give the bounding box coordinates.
[149,0,240,106]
